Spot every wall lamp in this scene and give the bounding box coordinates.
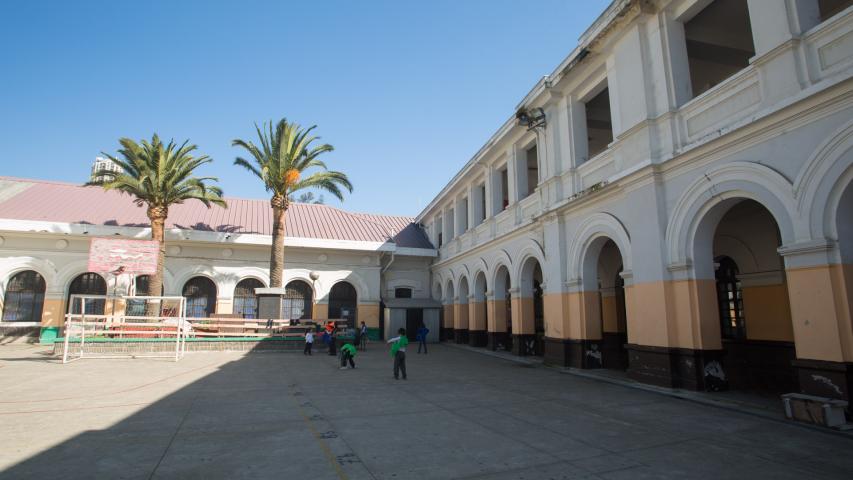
[516,107,546,131]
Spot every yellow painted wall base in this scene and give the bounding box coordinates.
[313,303,329,321]
[357,303,380,329]
[786,264,853,362]
[742,284,794,342]
[469,302,485,331]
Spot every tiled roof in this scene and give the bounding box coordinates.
[0,177,434,249]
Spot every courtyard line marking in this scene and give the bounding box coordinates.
[0,401,152,415]
[288,385,350,480]
[0,360,221,404]
[147,387,201,480]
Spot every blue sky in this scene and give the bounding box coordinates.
[0,0,610,217]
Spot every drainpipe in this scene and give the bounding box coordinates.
[381,251,396,274]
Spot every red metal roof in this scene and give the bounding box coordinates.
[0,177,433,249]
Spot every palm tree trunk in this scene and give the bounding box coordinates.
[270,196,287,288]
[147,206,167,315]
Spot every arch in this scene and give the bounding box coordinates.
[473,270,488,302]
[489,249,516,288]
[56,259,96,296]
[470,257,489,287]
[444,278,455,304]
[454,265,471,289]
[284,279,314,320]
[793,118,853,240]
[172,266,217,297]
[431,278,443,302]
[233,277,265,319]
[234,267,271,290]
[514,239,546,288]
[666,162,800,271]
[569,212,632,286]
[66,272,107,315]
[182,276,217,318]
[493,264,512,301]
[0,257,56,295]
[329,281,358,326]
[458,276,470,304]
[2,270,46,322]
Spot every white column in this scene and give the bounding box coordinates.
[507,146,520,204]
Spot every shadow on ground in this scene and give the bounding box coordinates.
[1,343,852,480]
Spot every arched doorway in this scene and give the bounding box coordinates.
[456,277,470,343]
[283,280,313,321]
[580,238,628,370]
[2,270,46,322]
[329,281,357,328]
[67,272,107,315]
[183,276,217,318]
[127,274,163,316]
[706,200,796,394]
[470,271,488,347]
[518,258,544,356]
[489,265,512,351]
[234,278,265,319]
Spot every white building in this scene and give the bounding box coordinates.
[416,0,853,405]
[1,0,852,410]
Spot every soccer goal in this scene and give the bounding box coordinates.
[62,294,189,363]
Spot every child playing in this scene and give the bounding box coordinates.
[340,342,357,369]
[387,328,409,380]
[303,329,314,355]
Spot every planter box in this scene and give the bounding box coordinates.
[781,393,848,428]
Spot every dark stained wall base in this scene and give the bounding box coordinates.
[543,338,603,368]
[440,328,454,342]
[468,330,488,348]
[486,332,510,352]
[454,329,469,344]
[511,334,537,356]
[626,344,727,391]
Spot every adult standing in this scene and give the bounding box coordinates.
[387,328,409,380]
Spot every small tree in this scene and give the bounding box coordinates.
[233,119,352,288]
[87,135,226,298]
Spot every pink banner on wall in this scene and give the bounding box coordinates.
[88,238,159,274]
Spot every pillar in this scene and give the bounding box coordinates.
[468,297,487,347]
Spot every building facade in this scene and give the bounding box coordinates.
[1,0,852,409]
[0,178,435,342]
[417,0,853,404]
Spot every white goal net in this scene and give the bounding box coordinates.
[62,295,188,363]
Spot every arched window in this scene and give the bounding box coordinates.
[283,280,313,320]
[234,278,264,319]
[715,256,745,339]
[2,270,46,322]
[329,281,357,327]
[67,273,107,315]
[183,277,217,318]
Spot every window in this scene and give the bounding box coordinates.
[819,0,852,22]
[585,87,613,159]
[500,167,509,210]
[2,270,46,322]
[459,197,469,232]
[394,287,413,299]
[282,280,313,320]
[477,183,487,224]
[183,276,217,318]
[447,208,455,239]
[715,256,745,339]
[684,0,755,99]
[526,145,539,197]
[436,216,443,247]
[67,272,106,315]
[234,278,264,319]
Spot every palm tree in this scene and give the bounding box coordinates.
[232,119,352,288]
[87,134,226,300]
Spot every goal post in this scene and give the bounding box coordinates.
[62,294,188,363]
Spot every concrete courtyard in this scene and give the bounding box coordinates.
[0,343,851,479]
